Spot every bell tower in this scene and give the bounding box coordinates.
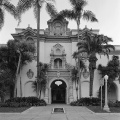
[45,18,70,36]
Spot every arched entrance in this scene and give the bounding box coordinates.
[51,80,67,103]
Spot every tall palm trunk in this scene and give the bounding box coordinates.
[89,55,97,98]
[39,89,42,99]
[74,79,78,100]
[77,20,80,42]
[89,66,95,98]
[20,68,22,97]
[37,3,41,98]
[14,52,21,97]
[77,20,82,99]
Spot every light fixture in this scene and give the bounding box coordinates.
[104,75,108,81]
[38,0,43,7]
[55,81,62,86]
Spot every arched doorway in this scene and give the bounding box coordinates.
[51,80,67,103]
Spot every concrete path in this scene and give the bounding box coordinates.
[0,104,120,120]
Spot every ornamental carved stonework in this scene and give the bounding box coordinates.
[83,69,90,79]
[26,69,34,79]
[53,22,63,36]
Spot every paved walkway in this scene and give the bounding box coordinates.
[0,104,120,120]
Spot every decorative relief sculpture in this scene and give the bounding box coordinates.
[53,22,63,36]
[26,69,34,79]
[83,69,90,79]
[57,71,60,78]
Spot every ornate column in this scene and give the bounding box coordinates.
[44,87,49,104]
[49,88,51,104]
[69,77,74,103]
[62,57,66,69]
[103,75,110,112]
[66,88,69,104]
[51,58,54,69]
[44,75,49,104]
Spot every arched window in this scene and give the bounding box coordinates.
[54,58,62,68]
[26,37,34,46]
[56,48,61,54]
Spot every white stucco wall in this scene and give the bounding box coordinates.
[17,60,37,97]
[43,42,73,64]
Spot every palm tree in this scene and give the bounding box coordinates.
[0,40,36,98]
[72,51,86,99]
[32,62,48,99]
[16,0,57,97]
[56,0,98,99]
[98,55,120,99]
[71,67,78,100]
[72,51,78,66]
[57,0,98,41]
[0,0,17,30]
[77,30,115,97]
[0,45,16,98]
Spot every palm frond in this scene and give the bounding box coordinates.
[83,10,98,22]
[72,51,78,59]
[103,44,115,51]
[3,1,17,19]
[98,35,113,44]
[33,4,38,21]
[0,8,4,30]
[59,9,77,20]
[16,0,34,23]
[73,0,87,12]
[78,0,87,8]
[70,0,87,7]
[77,29,115,61]
[69,0,77,6]
[46,3,58,18]
[79,59,86,70]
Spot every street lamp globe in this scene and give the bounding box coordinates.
[38,0,44,7]
[104,75,108,80]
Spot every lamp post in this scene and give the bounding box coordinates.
[103,75,110,112]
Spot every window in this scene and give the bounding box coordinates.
[54,58,62,68]
[26,37,34,46]
[56,48,61,54]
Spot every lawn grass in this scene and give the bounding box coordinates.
[86,106,120,113]
[0,107,30,113]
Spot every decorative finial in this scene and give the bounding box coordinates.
[28,24,30,27]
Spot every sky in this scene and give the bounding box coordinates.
[0,0,120,45]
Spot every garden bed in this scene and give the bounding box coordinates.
[86,106,120,113]
[0,107,30,113]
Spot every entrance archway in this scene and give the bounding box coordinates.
[51,80,67,103]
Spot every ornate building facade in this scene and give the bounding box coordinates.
[11,18,120,104]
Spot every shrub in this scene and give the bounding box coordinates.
[115,101,120,107]
[108,101,116,107]
[0,102,8,107]
[108,100,120,107]
[4,97,47,107]
[70,97,101,106]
